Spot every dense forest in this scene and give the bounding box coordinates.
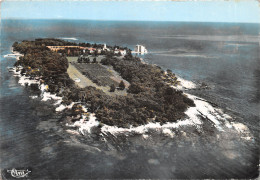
[13,38,195,127]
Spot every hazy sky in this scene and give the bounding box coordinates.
[1,0,260,23]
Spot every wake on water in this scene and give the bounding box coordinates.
[59,37,78,41]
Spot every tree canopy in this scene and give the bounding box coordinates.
[13,38,195,128]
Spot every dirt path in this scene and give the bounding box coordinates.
[67,64,97,88]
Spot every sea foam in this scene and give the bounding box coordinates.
[174,76,196,90]
[11,65,252,141]
[12,67,64,108]
[65,89,252,141]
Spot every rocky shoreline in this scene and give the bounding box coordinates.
[8,38,254,142]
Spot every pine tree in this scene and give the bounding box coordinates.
[93,57,97,63]
[119,80,125,90]
[110,84,116,92]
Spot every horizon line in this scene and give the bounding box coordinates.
[2,18,260,24]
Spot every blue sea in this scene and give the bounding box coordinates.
[0,19,259,178]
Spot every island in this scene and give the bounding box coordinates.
[12,38,195,128]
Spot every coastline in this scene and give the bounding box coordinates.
[1,20,259,179]
[8,56,253,142]
[6,36,255,144]
[5,47,24,60]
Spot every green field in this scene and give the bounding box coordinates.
[73,62,117,86]
[66,56,128,96]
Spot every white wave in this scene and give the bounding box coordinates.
[39,85,66,109]
[66,98,201,137]
[142,134,149,139]
[149,48,195,54]
[163,71,196,90]
[231,122,249,133]
[67,102,75,109]
[12,66,252,141]
[157,35,259,43]
[81,105,88,112]
[54,99,63,105]
[231,122,252,141]
[67,92,252,141]
[11,67,39,86]
[41,92,62,102]
[55,104,67,112]
[59,37,78,41]
[225,43,251,47]
[13,70,22,77]
[39,84,62,103]
[99,94,222,135]
[68,113,99,135]
[162,128,175,138]
[39,84,46,91]
[13,68,65,109]
[174,76,196,90]
[29,95,38,99]
[156,53,216,59]
[18,76,40,86]
[66,129,80,135]
[55,102,74,112]
[186,94,223,131]
[4,53,23,59]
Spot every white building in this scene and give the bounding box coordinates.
[97,49,102,54]
[134,45,148,54]
[114,49,126,56]
[103,43,110,51]
[119,50,126,56]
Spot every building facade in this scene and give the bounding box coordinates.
[134,45,148,54]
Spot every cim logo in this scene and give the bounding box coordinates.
[7,168,31,178]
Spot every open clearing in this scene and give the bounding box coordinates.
[67,57,129,96]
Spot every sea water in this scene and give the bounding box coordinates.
[0,19,259,178]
